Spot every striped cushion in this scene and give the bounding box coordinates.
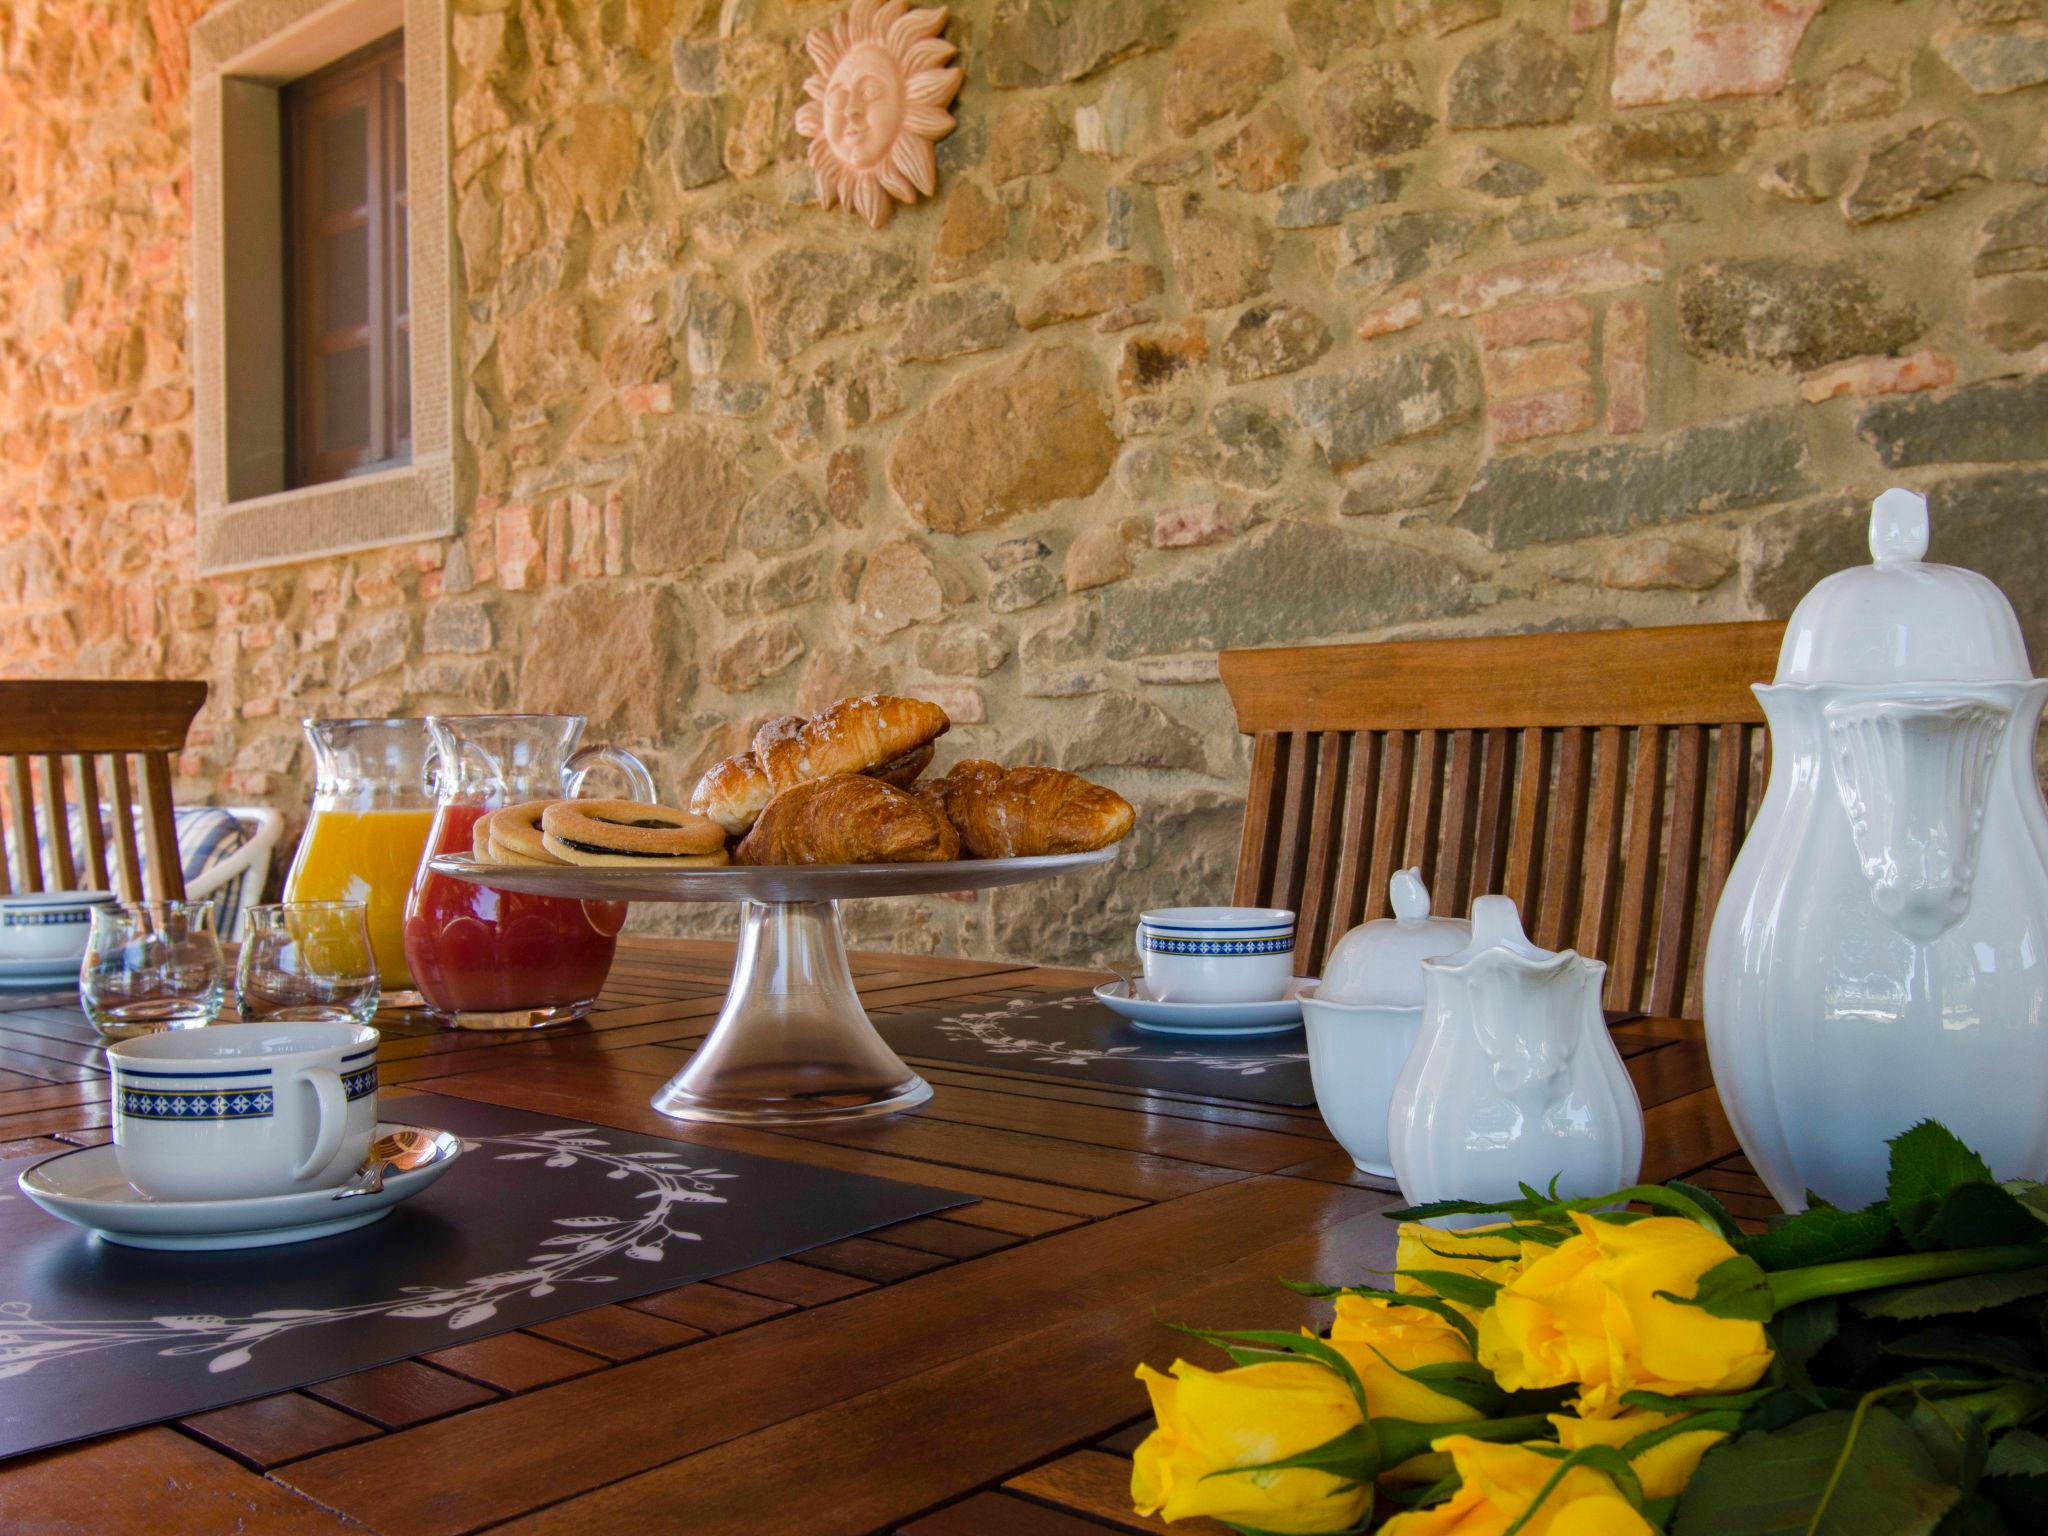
[49,806,249,932]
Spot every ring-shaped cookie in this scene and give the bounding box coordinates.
[540,799,728,862]
[485,801,557,863]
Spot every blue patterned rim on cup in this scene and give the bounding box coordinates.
[1140,932,1295,956]
[1137,906,1297,1006]
[112,1045,377,1123]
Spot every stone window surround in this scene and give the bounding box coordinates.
[189,0,454,574]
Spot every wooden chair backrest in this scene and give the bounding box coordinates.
[1217,623,1785,1019]
[0,681,209,903]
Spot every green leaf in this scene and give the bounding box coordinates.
[1389,1359,1508,1416]
[1620,1384,1782,1415]
[1202,1423,1379,1487]
[2002,1182,2048,1230]
[1890,1122,1998,1249]
[1667,1179,1745,1241]
[1884,1328,2048,1381]
[1501,1446,1644,1536]
[1853,1266,2048,1321]
[1388,1196,1542,1223]
[1743,1204,1897,1271]
[1905,1394,1992,1492]
[1397,1268,1502,1311]
[1657,1253,1776,1320]
[1984,1427,2048,1478]
[1672,1405,1962,1536]
[1779,1299,1841,1373]
[1916,1183,2048,1253]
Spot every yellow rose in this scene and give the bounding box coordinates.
[1328,1294,1477,1424]
[1549,1409,1728,1499]
[1131,1359,1370,1534]
[1380,1436,1657,1536]
[1478,1213,1773,1416]
[1394,1222,1529,1298]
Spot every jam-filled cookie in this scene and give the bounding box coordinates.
[479,801,564,865]
[539,800,731,867]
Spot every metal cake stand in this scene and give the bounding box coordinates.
[430,848,1118,1125]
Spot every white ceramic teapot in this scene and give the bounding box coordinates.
[1704,488,2048,1212]
[1388,895,1642,1227]
[1300,869,1470,1176]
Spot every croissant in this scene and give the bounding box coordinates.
[691,695,951,835]
[920,760,1135,858]
[736,774,962,865]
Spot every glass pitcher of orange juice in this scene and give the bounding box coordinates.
[283,718,438,1001]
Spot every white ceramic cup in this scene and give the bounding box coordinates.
[1137,906,1296,1005]
[107,1021,379,1201]
[0,890,116,964]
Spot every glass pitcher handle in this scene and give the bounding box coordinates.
[417,740,445,802]
[565,744,656,803]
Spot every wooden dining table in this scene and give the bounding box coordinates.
[0,936,1761,1535]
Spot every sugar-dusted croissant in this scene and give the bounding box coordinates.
[920,760,1135,858]
[691,695,951,836]
[736,774,962,865]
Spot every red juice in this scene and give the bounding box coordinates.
[402,803,627,1020]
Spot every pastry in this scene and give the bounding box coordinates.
[692,695,951,835]
[479,802,565,865]
[920,760,1135,858]
[736,774,961,866]
[539,800,731,868]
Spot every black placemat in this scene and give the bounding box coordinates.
[0,1092,969,1461]
[879,991,1315,1107]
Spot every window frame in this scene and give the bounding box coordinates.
[189,0,454,574]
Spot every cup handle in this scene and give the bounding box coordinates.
[291,1066,349,1183]
[566,744,656,803]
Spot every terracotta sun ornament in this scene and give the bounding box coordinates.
[795,0,963,229]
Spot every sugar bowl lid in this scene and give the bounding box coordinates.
[1774,488,2032,686]
[1318,868,1471,1008]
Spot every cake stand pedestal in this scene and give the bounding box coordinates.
[430,849,1117,1124]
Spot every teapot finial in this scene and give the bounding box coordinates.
[1390,867,1431,922]
[1870,486,1929,568]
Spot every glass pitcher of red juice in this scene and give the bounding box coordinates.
[402,714,654,1029]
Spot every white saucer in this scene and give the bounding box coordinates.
[1095,978,1314,1038]
[17,1122,463,1250]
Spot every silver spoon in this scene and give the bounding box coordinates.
[330,1127,451,1201]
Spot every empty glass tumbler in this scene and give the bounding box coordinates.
[82,902,228,1042]
[236,902,381,1026]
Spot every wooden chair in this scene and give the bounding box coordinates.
[1217,623,1785,1019]
[0,680,210,903]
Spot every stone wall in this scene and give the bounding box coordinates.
[1,0,2046,965]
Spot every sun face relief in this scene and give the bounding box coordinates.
[796,0,962,228]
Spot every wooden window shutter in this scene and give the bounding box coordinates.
[283,33,410,490]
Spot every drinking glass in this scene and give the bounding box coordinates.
[81,902,227,1042]
[236,902,381,1026]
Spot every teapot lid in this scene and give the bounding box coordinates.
[1317,868,1471,1008]
[1774,488,2032,686]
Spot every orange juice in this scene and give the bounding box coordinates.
[284,807,436,991]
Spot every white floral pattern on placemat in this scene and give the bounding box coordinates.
[935,996,1308,1078]
[0,1127,731,1379]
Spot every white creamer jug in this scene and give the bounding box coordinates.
[1388,895,1642,1227]
[1704,488,2048,1212]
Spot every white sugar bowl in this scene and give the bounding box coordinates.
[1300,869,1469,1177]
